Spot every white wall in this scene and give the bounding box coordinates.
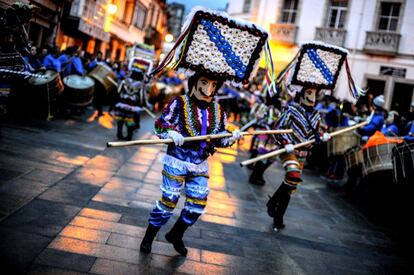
[296,0,325,43]
[399,0,414,55]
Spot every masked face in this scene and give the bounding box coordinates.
[192,76,218,103]
[300,88,317,107]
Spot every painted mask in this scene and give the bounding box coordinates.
[192,76,218,103]
[300,88,317,107]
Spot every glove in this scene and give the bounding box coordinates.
[231,129,243,140]
[284,144,294,154]
[167,130,184,146]
[321,132,331,142]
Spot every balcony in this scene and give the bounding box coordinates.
[315,27,346,47]
[269,23,298,45]
[364,31,401,56]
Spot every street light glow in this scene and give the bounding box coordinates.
[107,3,118,15]
[165,33,174,43]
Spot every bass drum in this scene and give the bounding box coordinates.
[27,70,64,118]
[88,63,117,94]
[362,143,397,178]
[63,75,95,107]
[328,128,360,157]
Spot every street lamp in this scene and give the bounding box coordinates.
[165,33,174,43]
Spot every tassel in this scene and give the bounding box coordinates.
[150,17,195,77]
[264,42,277,97]
[345,59,366,99]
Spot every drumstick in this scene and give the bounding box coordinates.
[107,76,119,87]
[142,107,156,119]
[107,129,293,147]
[240,121,368,167]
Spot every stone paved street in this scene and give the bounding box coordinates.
[0,110,411,274]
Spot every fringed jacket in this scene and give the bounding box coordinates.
[155,94,233,172]
[274,102,321,147]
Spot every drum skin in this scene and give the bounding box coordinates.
[88,64,117,94]
[362,143,396,177]
[392,143,414,184]
[63,75,95,107]
[328,128,360,156]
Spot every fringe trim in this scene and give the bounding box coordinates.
[163,155,209,173]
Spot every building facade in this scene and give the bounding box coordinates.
[167,2,185,41]
[227,0,414,116]
[57,0,167,61]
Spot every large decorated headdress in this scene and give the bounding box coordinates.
[151,7,271,87]
[277,41,364,99]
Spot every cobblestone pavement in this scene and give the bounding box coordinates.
[0,110,410,274]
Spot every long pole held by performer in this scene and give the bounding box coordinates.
[240,121,368,167]
[107,129,293,147]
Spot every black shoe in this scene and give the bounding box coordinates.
[273,221,286,231]
[117,132,123,140]
[140,224,160,253]
[165,218,190,256]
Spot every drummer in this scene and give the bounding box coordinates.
[381,110,399,137]
[358,95,385,141]
[43,46,61,73]
[59,46,84,77]
[23,46,45,71]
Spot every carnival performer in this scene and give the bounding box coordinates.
[140,6,269,256]
[265,42,364,231]
[114,68,146,141]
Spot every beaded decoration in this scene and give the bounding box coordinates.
[278,41,365,99]
[151,7,269,86]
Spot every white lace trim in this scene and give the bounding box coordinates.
[163,154,209,173]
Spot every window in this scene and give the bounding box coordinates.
[326,0,348,29]
[123,0,135,25]
[243,0,252,13]
[280,0,298,24]
[133,3,147,29]
[378,2,401,31]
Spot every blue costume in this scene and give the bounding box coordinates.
[404,121,414,142]
[43,54,61,72]
[148,94,232,227]
[381,123,399,136]
[358,111,384,138]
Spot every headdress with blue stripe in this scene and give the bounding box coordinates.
[277,41,365,99]
[151,6,271,88]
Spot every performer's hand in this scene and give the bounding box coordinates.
[321,133,331,142]
[231,129,243,140]
[284,144,294,153]
[167,131,184,146]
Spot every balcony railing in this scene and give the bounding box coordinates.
[315,27,346,47]
[269,23,298,45]
[364,31,401,56]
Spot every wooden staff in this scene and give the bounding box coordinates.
[107,129,293,147]
[240,121,368,167]
[142,106,156,119]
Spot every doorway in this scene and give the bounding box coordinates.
[391,82,414,118]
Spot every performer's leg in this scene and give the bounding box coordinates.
[116,120,124,139]
[140,165,185,253]
[249,160,271,185]
[166,172,209,256]
[267,153,303,229]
